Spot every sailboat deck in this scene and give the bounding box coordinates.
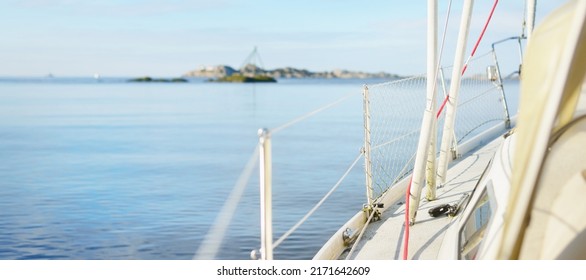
[347,135,504,260]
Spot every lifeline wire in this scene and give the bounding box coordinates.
[272,152,363,249]
[271,92,357,135]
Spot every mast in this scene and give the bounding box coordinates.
[407,0,438,224]
[425,0,439,202]
[436,0,474,188]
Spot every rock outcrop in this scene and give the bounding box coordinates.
[183,65,238,78]
[183,64,401,79]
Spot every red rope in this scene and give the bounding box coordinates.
[403,177,413,260]
[436,0,499,119]
[403,0,499,260]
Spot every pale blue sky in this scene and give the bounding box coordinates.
[0,0,566,77]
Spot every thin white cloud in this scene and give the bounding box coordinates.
[9,0,231,17]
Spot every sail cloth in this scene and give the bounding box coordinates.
[499,0,586,259]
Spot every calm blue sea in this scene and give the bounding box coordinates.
[0,77,375,260]
[0,77,519,260]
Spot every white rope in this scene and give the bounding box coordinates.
[344,206,377,260]
[194,145,259,260]
[272,152,363,249]
[271,92,357,135]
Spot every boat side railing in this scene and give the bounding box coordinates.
[491,35,526,128]
[255,126,362,260]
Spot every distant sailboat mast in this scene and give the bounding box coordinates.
[213,46,276,83]
[240,46,266,76]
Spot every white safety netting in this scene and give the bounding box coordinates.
[363,51,510,201]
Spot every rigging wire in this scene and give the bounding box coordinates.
[436,0,500,118]
[240,46,266,70]
[432,0,454,116]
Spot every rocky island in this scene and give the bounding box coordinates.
[183,64,401,80]
[127,65,402,84]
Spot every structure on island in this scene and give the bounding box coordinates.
[213,47,277,83]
